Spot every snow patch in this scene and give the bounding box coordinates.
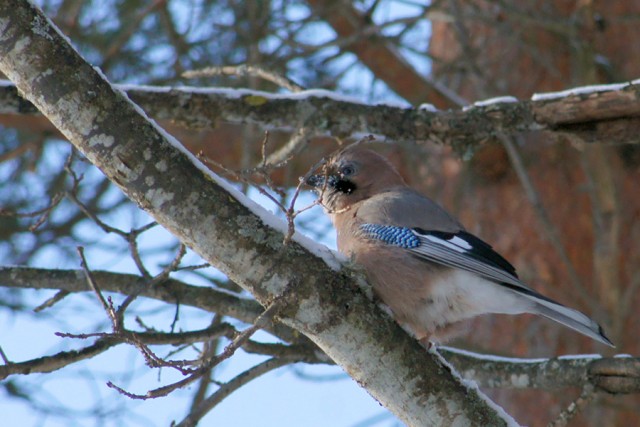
[532,79,640,101]
[461,378,521,427]
[115,84,368,106]
[472,96,519,108]
[440,346,548,363]
[375,99,412,109]
[557,353,603,360]
[419,103,439,112]
[440,346,608,363]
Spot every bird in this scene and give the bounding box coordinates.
[306,144,613,347]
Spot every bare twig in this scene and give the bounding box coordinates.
[100,0,165,70]
[77,246,187,374]
[0,339,116,380]
[0,151,77,230]
[68,186,159,279]
[30,323,234,380]
[175,263,210,272]
[33,289,70,312]
[263,125,313,168]
[0,345,10,364]
[547,384,596,427]
[190,315,224,412]
[151,243,187,286]
[175,357,297,427]
[125,222,161,279]
[197,143,323,245]
[117,243,187,322]
[182,64,304,93]
[578,145,619,337]
[107,295,289,400]
[66,190,128,236]
[77,246,118,326]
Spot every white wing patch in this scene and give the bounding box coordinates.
[410,230,527,290]
[423,234,471,252]
[448,235,472,250]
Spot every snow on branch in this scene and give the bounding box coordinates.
[439,347,640,394]
[1,77,639,151]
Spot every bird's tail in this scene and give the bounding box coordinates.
[531,298,614,347]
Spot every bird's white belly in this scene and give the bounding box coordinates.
[417,269,533,330]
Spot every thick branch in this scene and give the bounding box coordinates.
[0,3,512,425]
[440,348,640,394]
[0,266,279,335]
[1,80,639,153]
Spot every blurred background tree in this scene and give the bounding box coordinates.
[0,0,639,426]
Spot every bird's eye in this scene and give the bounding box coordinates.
[340,164,355,176]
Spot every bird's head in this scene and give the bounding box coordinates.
[306,145,406,212]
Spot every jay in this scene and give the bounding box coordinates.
[307,145,613,347]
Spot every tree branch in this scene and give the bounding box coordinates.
[0,3,513,425]
[440,348,640,394]
[0,324,238,380]
[0,266,297,342]
[1,79,639,154]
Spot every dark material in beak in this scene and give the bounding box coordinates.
[306,174,336,189]
[305,172,356,195]
[305,174,324,188]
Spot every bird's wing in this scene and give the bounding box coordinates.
[356,189,522,287]
[358,223,614,347]
[359,223,527,291]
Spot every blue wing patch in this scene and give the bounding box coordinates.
[360,224,420,248]
[360,223,519,282]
